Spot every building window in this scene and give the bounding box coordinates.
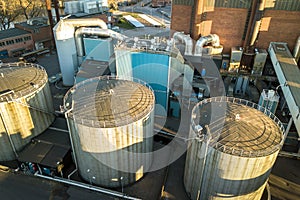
[24,36,32,41]
[0,41,5,47]
[15,38,24,43]
[5,40,15,45]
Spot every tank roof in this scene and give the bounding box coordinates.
[64,77,155,128]
[0,63,48,102]
[192,97,284,157]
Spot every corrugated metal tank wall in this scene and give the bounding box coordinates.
[68,111,154,187]
[184,97,284,200]
[184,140,279,200]
[0,63,55,161]
[65,77,155,187]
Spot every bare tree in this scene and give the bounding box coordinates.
[18,0,46,20]
[0,0,21,29]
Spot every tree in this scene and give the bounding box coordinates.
[18,0,46,20]
[0,0,21,29]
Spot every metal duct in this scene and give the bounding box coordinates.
[53,18,108,86]
[194,34,220,56]
[173,32,193,56]
[54,18,108,40]
[75,27,128,65]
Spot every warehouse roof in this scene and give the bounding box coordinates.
[0,28,31,40]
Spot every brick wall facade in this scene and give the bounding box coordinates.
[170,5,193,34]
[0,34,34,57]
[171,1,300,54]
[15,24,53,50]
[192,7,248,53]
[257,10,300,51]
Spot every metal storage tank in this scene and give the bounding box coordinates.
[184,97,284,200]
[64,76,155,187]
[0,63,55,161]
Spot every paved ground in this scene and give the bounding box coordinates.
[0,171,118,200]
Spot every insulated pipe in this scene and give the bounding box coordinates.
[53,18,108,86]
[35,173,141,200]
[194,34,220,56]
[54,18,108,41]
[75,27,128,65]
[173,32,193,56]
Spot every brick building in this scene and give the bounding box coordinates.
[15,18,53,50]
[152,0,172,7]
[0,28,34,58]
[171,0,300,53]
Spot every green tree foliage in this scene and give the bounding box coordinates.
[0,0,46,30]
[0,0,21,29]
[18,0,46,20]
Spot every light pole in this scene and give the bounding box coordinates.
[87,169,91,185]
[120,176,124,194]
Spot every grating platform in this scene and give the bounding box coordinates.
[65,77,155,128]
[192,97,284,157]
[0,63,47,101]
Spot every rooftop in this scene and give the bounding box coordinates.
[192,97,284,157]
[16,21,49,30]
[64,77,155,128]
[0,28,31,40]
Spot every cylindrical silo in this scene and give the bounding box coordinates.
[184,97,284,200]
[64,76,155,187]
[0,63,55,161]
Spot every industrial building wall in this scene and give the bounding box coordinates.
[257,10,300,51]
[192,7,248,53]
[170,4,193,34]
[171,0,300,54]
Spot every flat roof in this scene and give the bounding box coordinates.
[18,128,71,168]
[16,22,49,30]
[76,59,110,79]
[123,15,145,28]
[192,97,283,157]
[65,78,155,128]
[0,28,31,40]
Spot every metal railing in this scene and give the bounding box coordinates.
[63,76,155,128]
[191,96,285,157]
[0,62,48,102]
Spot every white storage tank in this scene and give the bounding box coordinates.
[64,76,155,187]
[0,63,55,161]
[184,97,284,200]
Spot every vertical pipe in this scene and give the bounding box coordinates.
[65,106,78,169]
[243,0,258,49]
[45,0,56,49]
[250,0,266,46]
[53,0,60,23]
[199,125,211,199]
[283,117,293,142]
